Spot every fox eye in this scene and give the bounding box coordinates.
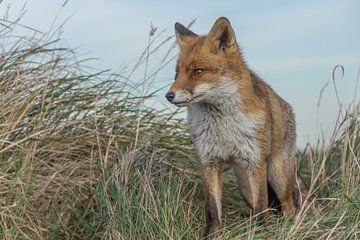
[193,68,204,76]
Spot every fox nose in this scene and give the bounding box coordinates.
[165,91,175,102]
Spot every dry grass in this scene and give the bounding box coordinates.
[0,12,359,240]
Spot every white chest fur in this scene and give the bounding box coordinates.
[188,100,261,166]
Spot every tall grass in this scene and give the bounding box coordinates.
[0,13,359,240]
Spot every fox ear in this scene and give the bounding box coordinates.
[175,22,198,50]
[206,17,237,54]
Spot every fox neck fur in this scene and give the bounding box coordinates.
[187,73,264,167]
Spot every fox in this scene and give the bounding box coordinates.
[165,17,313,239]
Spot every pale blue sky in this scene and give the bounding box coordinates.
[2,0,360,147]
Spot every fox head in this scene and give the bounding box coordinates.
[166,17,246,107]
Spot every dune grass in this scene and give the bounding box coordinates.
[0,14,359,240]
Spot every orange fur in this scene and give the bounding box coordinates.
[166,17,312,239]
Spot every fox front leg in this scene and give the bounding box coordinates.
[232,160,269,225]
[201,163,223,239]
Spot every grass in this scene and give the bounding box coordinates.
[0,12,359,240]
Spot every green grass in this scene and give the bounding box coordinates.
[0,14,359,240]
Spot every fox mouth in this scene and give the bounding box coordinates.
[173,94,204,107]
[173,101,190,107]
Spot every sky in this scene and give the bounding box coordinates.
[1,0,359,147]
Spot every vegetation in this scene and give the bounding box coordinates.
[0,13,359,240]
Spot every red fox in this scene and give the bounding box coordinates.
[166,17,311,239]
